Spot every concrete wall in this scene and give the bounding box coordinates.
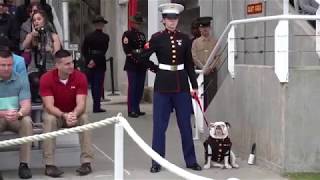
[207,65,320,173]
[285,66,320,172]
[206,65,286,172]
[202,0,320,173]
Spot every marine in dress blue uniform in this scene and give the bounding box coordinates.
[82,16,109,113]
[138,3,202,173]
[122,13,147,118]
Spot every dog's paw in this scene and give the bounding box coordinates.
[213,163,224,168]
[232,163,239,168]
[203,164,211,169]
[225,164,232,169]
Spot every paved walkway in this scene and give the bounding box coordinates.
[1,93,288,180]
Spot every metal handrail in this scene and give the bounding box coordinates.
[203,14,320,74]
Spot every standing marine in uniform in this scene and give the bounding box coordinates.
[122,13,147,118]
[138,3,202,173]
[82,16,110,113]
[191,17,217,109]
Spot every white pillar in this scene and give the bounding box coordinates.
[191,70,204,140]
[62,0,70,49]
[114,123,124,180]
[147,0,170,87]
[316,6,320,58]
[228,25,235,79]
[283,0,289,14]
[274,20,289,83]
[114,0,128,94]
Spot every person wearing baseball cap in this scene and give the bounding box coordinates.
[140,2,202,173]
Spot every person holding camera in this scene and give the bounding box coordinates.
[22,10,60,72]
[20,2,42,67]
[22,10,60,103]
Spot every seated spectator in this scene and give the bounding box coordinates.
[0,36,28,79]
[299,0,319,27]
[0,50,33,179]
[0,0,19,53]
[22,10,61,72]
[20,2,42,67]
[4,0,17,15]
[39,50,93,178]
[15,0,53,28]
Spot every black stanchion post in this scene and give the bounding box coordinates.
[108,57,119,96]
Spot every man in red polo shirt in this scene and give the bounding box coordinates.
[39,49,93,177]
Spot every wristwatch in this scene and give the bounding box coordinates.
[18,112,23,120]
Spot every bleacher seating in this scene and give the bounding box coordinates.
[0,104,81,170]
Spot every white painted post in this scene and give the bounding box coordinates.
[191,70,204,140]
[316,6,320,58]
[283,0,289,15]
[114,123,124,180]
[228,25,235,79]
[197,71,204,133]
[275,20,289,83]
[147,0,159,87]
[62,0,70,49]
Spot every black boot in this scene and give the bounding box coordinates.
[76,163,92,176]
[18,163,32,179]
[137,111,146,116]
[187,163,202,171]
[93,108,106,113]
[150,165,161,173]
[45,165,64,178]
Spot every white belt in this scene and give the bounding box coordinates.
[159,64,184,71]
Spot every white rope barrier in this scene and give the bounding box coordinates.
[117,116,214,180]
[0,116,119,148]
[0,113,214,180]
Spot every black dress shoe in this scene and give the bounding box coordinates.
[18,163,32,179]
[137,111,146,116]
[187,163,202,171]
[76,163,92,176]
[45,165,64,178]
[128,112,139,118]
[93,109,106,113]
[150,165,161,173]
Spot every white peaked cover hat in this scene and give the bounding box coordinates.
[159,3,184,15]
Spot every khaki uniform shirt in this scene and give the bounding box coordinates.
[191,36,216,69]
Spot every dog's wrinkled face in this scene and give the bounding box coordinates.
[209,121,230,139]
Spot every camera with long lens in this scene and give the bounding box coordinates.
[36,27,46,34]
[30,27,47,104]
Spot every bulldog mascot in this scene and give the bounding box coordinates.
[203,122,239,169]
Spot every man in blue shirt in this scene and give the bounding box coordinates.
[0,49,33,179]
[0,36,28,77]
